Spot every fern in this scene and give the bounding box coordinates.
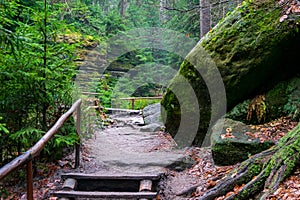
[247,95,267,123]
[9,128,44,149]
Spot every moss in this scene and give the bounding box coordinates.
[212,140,273,166]
[226,100,250,123]
[248,163,263,178]
[162,0,300,146]
[225,76,300,124]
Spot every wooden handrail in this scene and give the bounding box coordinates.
[0,99,82,200]
[119,96,162,110]
[119,96,163,100]
[82,92,101,95]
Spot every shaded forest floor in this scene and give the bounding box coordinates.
[1,116,300,200]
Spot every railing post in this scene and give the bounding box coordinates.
[75,102,81,168]
[131,99,135,110]
[26,160,33,200]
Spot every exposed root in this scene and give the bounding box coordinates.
[176,173,225,196]
[199,124,300,200]
[198,148,275,200]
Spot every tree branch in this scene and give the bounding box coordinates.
[163,0,237,13]
[163,6,200,12]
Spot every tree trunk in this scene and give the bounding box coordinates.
[159,0,167,24]
[198,123,300,199]
[200,0,210,37]
[42,0,48,129]
[120,0,128,17]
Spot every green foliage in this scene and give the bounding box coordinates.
[96,62,176,110]
[126,1,160,28]
[0,117,9,136]
[10,128,44,149]
[0,116,9,163]
[96,74,118,108]
[0,0,79,163]
[0,0,239,163]
[131,99,161,110]
[163,1,200,39]
[283,78,300,120]
[54,132,78,148]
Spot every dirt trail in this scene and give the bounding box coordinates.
[80,112,190,175]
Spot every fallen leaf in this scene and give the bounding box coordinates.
[206,180,217,189]
[226,127,232,133]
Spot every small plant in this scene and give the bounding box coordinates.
[96,74,118,108]
[0,116,9,164]
[0,117,9,136]
[0,187,9,199]
[247,95,267,123]
[10,128,44,150]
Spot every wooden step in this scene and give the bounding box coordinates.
[61,173,162,180]
[53,173,162,199]
[54,191,158,198]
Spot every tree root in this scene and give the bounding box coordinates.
[198,124,300,200]
[176,174,225,196]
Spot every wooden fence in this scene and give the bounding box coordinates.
[119,96,163,110]
[0,99,82,200]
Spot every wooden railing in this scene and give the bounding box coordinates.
[119,96,163,110]
[0,99,82,200]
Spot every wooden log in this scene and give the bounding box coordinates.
[104,108,140,113]
[81,92,101,95]
[119,96,162,110]
[62,178,77,191]
[61,173,162,180]
[119,96,163,100]
[139,180,152,192]
[53,191,157,198]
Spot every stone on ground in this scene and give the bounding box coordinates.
[211,118,274,166]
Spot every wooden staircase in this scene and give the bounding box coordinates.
[52,172,162,199]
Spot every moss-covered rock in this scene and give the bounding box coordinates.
[161,0,300,146]
[211,118,274,166]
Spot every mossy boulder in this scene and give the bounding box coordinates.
[161,0,300,146]
[211,118,274,166]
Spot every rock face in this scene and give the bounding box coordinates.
[161,0,300,146]
[211,118,274,166]
[227,76,300,124]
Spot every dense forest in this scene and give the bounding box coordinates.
[0,0,238,165]
[5,0,299,199]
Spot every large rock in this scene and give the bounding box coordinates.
[211,118,274,166]
[161,0,300,146]
[141,103,164,132]
[142,103,163,125]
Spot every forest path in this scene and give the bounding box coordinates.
[79,111,190,175]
